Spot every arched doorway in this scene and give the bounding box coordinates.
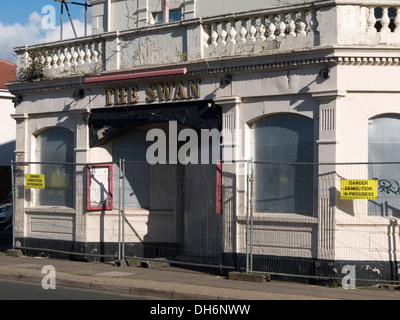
[90,101,223,263]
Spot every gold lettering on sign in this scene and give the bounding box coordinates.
[128,86,139,103]
[115,88,126,104]
[104,80,201,106]
[174,82,187,100]
[146,84,157,103]
[105,89,114,106]
[188,80,200,99]
[157,83,175,101]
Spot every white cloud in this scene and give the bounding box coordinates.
[0,12,91,63]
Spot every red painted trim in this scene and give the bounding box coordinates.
[85,68,188,84]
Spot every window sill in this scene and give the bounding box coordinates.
[336,214,400,226]
[86,207,174,218]
[237,213,318,224]
[25,206,76,215]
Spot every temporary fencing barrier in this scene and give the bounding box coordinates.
[11,160,400,285]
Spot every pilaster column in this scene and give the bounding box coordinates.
[10,113,29,242]
[72,109,90,243]
[312,89,347,261]
[214,96,242,163]
[11,113,29,163]
[183,0,196,20]
[72,109,90,164]
[214,96,243,256]
[137,0,149,27]
[312,89,346,162]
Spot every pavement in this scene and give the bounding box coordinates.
[1,251,400,300]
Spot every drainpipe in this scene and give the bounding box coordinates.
[163,0,170,23]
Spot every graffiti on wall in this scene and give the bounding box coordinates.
[374,178,400,196]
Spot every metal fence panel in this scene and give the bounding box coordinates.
[246,162,400,284]
[11,160,400,285]
[120,161,223,266]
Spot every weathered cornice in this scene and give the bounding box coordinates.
[10,41,400,97]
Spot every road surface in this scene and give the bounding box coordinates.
[0,279,160,300]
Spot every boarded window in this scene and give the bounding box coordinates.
[368,115,400,216]
[35,127,75,207]
[251,114,314,215]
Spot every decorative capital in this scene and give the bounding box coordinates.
[311,90,347,100]
[214,96,242,107]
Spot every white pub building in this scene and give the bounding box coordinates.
[8,0,400,284]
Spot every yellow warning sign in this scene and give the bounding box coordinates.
[340,179,377,200]
[25,174,45,189]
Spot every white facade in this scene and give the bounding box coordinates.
[9,0,400,281]
[90,0,315,33]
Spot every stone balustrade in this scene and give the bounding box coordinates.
[359,5,400,44]
[13,1,400,80]
[365,6,400,33]
[202,7,319,57]
[16,38,104,80]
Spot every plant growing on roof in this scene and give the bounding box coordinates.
[18,49,47,82]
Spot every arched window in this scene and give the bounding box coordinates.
[251,113,314,215]
[35,127,74,207]
[36,127,74,163]
[368,115,400,216]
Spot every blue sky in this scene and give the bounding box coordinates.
[0,0,86,25]
[0,0,91,62]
